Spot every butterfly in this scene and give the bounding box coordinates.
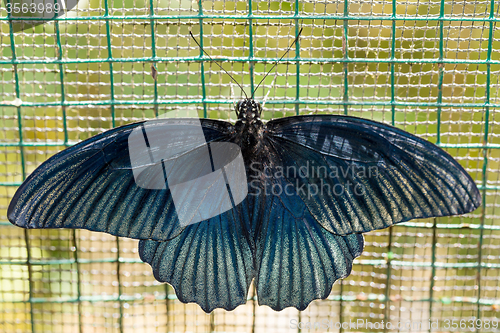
[8,31,481,312]
[8,99,481,312]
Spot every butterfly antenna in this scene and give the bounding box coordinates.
[190,31,248,99]
[262,73,277,109]
[230,83,238,117]
[251,28,303,99]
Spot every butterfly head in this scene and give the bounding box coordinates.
[236,99,262,122]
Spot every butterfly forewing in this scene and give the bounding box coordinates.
[266,115,481,235]
[8,119,234,242]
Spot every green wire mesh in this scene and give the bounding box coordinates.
[0,0,499,332]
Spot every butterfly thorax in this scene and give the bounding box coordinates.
[234,99,266,155]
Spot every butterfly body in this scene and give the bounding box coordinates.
[8,101,481,312]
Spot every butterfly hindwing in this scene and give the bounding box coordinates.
[8,119,233,242]
[138,200,255,313]
[253,165,364,311]
[138,169,365,312]
[266,115,481,235]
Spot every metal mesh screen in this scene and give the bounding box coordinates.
[1,0,499,332]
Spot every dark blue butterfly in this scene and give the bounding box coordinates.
[8,98,481,312]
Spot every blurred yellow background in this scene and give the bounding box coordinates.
[0,0,499,332]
